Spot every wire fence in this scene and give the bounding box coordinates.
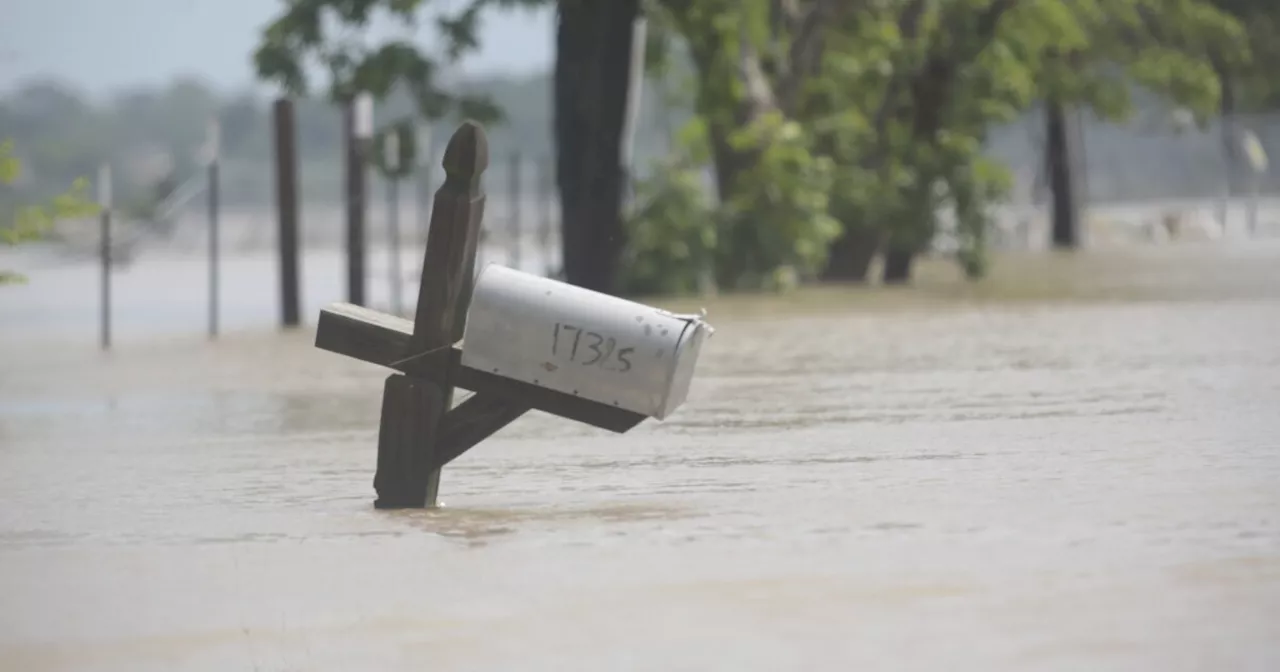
[17,104,1280,348]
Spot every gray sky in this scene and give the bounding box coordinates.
[0,0,554,96]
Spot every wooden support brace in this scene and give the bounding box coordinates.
[372,121,489,508]
[432,394,531,470]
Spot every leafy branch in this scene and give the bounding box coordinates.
[1,139,100,285]
[253,0,550,123]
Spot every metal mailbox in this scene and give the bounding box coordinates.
[461,264,714,419]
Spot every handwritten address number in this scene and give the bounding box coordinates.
[552,323,634,372]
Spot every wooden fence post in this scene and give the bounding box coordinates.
[273,98,302,328]
[373,121,488,508]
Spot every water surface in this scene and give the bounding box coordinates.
[1,242,1279,671]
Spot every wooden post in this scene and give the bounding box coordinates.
[373,121,489,508]
[99,208,111,350]
[344,98,370,306]
[273,99,302,328]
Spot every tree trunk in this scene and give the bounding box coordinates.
[882,246,914,284]
[554,0,640,294]
[1045,98,1078,249]
[1218,65,1241,198]
[820,226,879,282]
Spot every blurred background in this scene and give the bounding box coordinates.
[4,0,1279,344]
[3,4,1280,670]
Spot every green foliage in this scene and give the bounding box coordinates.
[714,112,839,290]
[1204,0,1280,110]
[629,0,842,293]
[620,155,715,296]
[1,139,99,285]
[254,0,549,123]
[628,0,1259,293]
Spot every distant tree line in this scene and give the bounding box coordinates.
[0,72,658,207]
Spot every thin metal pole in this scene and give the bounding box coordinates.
[620,16,648,214]
[344,99,368,306]
[97,163,112,350]
[388,176,403,315]
[540,156,555,278]
[208,157,220,338]
[509,152,521,271]
[100,207,111,350]
[417,126,436,249]
[1248,177,1259,235]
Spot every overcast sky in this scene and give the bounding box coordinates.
[0,0,555,96]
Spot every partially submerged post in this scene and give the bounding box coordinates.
[314,121,714,508]
[273,99,301,328]
[344,93,375,306]
[97,163,112,350]
[206,118,222,338]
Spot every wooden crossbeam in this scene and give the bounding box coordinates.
[315,302,645,434]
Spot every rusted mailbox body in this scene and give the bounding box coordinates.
[461,265,713,420]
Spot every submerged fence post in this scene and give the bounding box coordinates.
[207,118,221,338]
[273,98,302,328]
[539,156,555,277]
[416,123,436,249]
[97,163,112,350]
[509,152,522,271]
[388,176,403,315]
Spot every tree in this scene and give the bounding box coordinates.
[633,0,1022,287]
[253,0,508,123]
[813,0,1022,283]
[623,0,842,293]
[555,0,641,294]
[1203,0,1280,200]
[254,0,647,295]
[631,0,1252,291]
[1023,0,1247,249]
[1,140,99,284]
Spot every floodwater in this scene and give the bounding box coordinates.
[2,241,1279,671]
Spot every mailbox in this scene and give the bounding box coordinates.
[461,264,714,419]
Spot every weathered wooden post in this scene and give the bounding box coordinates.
[372,121,485,507]
[273,98,302,328]
[314,121,714,509]
[539,156,556,277]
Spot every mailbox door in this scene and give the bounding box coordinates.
[461,265,700,418]
[658,319,709,419]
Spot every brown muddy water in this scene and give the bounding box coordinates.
[1,242,1279,671]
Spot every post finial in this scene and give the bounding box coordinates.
[441,120,489,182]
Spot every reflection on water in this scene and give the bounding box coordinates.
[1,244,1279,671]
